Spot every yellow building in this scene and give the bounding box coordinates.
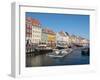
[45,28,56,48]
[70,35,77,43]
[48,34,56,48]
[48,34,56,42]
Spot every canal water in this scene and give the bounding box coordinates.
[26,48,89,67]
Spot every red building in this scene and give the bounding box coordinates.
[26,17,32,39]
[26,17,41,43]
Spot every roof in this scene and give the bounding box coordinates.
[65,32,69,36]
[42,28,55,35]
[32,19,40,26]
[58,31,66,37]
[26,17,41,27]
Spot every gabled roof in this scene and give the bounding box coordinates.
[42,28,55,35]
[58,31,66,37]
[65,32,69,36]
[26,17,41,27]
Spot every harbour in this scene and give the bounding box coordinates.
[25,13,90,67]
[26,46,89,67]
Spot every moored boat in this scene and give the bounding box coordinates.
[47,48,73,58]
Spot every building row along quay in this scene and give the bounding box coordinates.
[26,17,89,53]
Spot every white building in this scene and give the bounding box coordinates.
[81,38,89,46]
[25,17,42,45]
[56,31,69,48]
[30,18,42,44]
[32,25,42,44]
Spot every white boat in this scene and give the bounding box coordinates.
[47,54,66,58]
[47,48,73,58]
[54,49,60,55]
[60,50,68,54]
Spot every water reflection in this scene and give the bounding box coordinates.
[26,48,89,67]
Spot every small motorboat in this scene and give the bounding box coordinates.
[60,50,68,54]
[47,49,73,58]
[54,49,60,55]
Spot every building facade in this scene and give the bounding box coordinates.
[26,17,32,42]
[56,31,68,48]
[26,17,89,49]
[70,35,77,44]
[44,28,56,48]
[65,32,70,45]
[31,19,42,44]
[48,33,56,48]
[26,17,42,44]
[41,28,48,44]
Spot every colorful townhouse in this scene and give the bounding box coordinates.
[31,18,42,44]
[26,17,32,43]
[26,17,42,44]
[47,29,56,48]
[41,28,56,48]
[41,28,48,44]
[56,31,69,48]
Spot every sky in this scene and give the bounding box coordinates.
[26,12,89,39]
